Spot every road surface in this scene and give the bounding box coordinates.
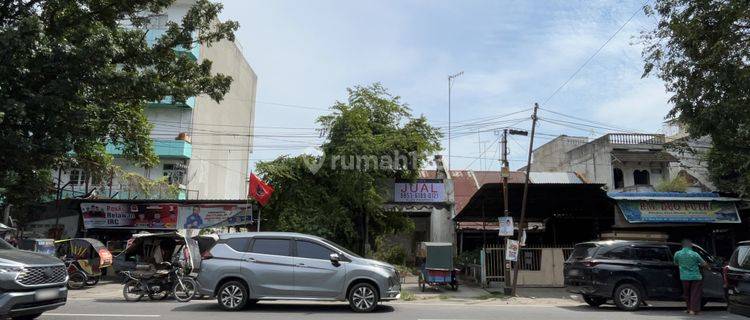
[40,298,745,320]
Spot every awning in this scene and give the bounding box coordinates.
[611,151,677,163]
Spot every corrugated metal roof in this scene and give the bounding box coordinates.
[529,172,584,184]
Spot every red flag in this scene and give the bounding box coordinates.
[249,173,274,206]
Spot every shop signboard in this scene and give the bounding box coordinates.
[177,204,253,230]
[394,181,445,203]
[618,200,741,224]
[81,203,179,230]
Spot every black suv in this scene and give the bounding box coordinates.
[564,240,725,311]
[725,241,750,316]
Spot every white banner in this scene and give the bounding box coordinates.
[498,217,514,236]
[178,204,253,230]
[505,239,519,262]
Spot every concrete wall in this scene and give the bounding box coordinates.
[430,207,454,243]
[515,248,566,287]
[531,136,588,172]
[188,37,257,199]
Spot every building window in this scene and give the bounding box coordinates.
[613,168,624,189]
[633,170,650,185]
[163,163,185,185]
[67,169,88,186]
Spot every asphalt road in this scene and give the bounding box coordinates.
[39,298,746,320]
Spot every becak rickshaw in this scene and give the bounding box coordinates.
[55,238,113,289]
[417,242,459,291]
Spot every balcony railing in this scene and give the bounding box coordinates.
[145,29,200,60]
[602,133,666,145]
[107,139,192,159]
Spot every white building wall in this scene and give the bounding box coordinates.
[187,36,257,199]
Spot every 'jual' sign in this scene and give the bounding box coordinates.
[394,181,445,203]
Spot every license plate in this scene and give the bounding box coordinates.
[568,269,580,276]
[35,288,59,301]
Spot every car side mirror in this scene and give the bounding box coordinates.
[330,253,340,263]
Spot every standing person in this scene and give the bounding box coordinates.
[674,239,708,315]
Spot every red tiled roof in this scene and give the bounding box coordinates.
[420,170,526,213]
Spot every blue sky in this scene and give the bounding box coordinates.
[218,0,670,172]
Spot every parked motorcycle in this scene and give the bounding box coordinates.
[121,262,197,302]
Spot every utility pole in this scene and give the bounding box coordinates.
[511,103,539,296]
[500,129,511,294]
[447,71,463,171]
[498,127,528,295]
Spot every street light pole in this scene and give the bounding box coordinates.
[447,71,463,171]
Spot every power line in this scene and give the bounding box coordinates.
[542,1,649,105]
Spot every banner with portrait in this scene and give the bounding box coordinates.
[177,204,253,230]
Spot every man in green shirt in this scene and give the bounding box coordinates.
[673,239,708,315]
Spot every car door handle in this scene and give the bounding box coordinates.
[297,263,306,268]
[245,257,256,262]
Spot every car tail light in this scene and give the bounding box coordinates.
[583,260,599,267]
[202,251,213,260]
[723,266,729,287]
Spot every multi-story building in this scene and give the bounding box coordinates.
[56,0,257,200]
[531,133,677,191]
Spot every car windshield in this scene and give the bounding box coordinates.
[0,238,15,250]
[569,244,598,261]
[321,239,361,258]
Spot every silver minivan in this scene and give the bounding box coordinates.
[196,232,400,312]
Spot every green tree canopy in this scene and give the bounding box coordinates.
[642,0,750,194]
[0,0,238,206]
[257,84,442,253]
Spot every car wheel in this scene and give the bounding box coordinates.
[67,272,86,290]
[217,281,249,311]
[583,295,607,307]
[11,313,43,320]
[613,283,643,311]
[348,283,379,313]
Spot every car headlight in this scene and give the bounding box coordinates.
[0,265,25,273]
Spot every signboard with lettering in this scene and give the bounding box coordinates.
[81,203,179,230]
[617,200,740,224]
[81,202,253,230]
[394,181,445,203]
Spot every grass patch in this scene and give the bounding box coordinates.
[400,290,416,301]
[438,295,450,300]
[475,292,509,300]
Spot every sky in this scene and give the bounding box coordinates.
[217,0,671,172]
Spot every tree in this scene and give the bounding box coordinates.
[642,0,750,195]
[0,0,238,207]
[257,84,442,253]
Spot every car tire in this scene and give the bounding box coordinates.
[348,283,379,313]
[67,272,86,290]
[217,281,249,311]
[12,313,43,320]
[613,283,643,311]
[583,295,607,307]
